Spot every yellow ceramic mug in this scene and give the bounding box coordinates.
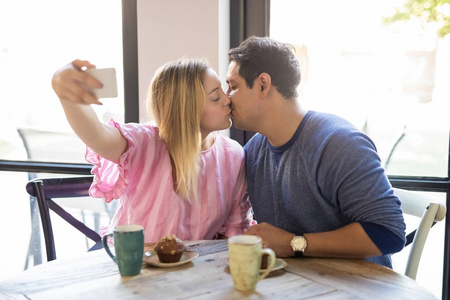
[228,235,276,292]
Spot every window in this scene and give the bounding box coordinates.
[0,0,124,164]
[0,0,124,280]
[271,0,450,178]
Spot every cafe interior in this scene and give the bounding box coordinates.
[1,0,449,299]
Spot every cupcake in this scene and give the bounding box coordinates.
[154,235,186,263]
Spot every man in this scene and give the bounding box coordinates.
[226,36,405,267]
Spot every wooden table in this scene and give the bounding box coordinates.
[0,240,437,299]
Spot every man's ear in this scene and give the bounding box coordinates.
[258,73,271,97]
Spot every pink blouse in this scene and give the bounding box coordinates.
[86,120,253,242]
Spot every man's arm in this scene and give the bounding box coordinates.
[244,222,382,258]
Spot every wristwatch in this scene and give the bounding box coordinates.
[290,235,307,257]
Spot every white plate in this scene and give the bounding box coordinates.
[227,258,288,273]
[143,250,199,268]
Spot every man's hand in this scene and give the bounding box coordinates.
[244,222,295,257]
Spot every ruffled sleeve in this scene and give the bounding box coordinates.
[85,120,136,203]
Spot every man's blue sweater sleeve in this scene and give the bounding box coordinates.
[361,222,405,254]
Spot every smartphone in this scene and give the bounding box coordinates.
[85,67,118,98]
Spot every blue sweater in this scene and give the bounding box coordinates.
[244,111,406,267]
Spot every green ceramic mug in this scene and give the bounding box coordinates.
[102,224,144,276]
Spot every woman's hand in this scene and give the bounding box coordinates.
[245,222,295,257]
[52,59,103,105]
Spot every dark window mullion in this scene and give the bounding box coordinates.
[443,131,450,300]
[229,0,270,146]
[122,0,139,123]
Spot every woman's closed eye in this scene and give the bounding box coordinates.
[212,90,221,101]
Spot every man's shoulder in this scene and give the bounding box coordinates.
[244,133,266,151]
[306,111,354,129]
[243,134,270,167]
[302,111,362,142]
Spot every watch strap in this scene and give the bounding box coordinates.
[294,251,304,257]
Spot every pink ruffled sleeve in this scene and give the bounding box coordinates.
[85,120,136,203]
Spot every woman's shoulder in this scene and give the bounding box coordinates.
[204,134,245,172]
[117,120,157,131]
[111,120,159,138]
[214,133,244,152]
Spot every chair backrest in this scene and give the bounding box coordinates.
[26,175,103,262]
[393,188,446,280]
[17,127,87,164]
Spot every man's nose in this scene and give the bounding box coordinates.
[224,94,231,106]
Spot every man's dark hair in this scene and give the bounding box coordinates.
[228,36,301,99]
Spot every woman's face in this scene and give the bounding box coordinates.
[200,68,232,137]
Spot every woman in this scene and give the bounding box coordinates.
[52,59,253,242]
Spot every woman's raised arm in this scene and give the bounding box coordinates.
[52,60,127,164]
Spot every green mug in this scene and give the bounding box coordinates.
[102,224,144,276]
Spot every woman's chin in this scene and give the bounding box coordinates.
[219,119,233,131]
[213,118,233,132]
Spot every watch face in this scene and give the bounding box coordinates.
[292,236,306,251]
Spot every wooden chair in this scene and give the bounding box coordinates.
[26,176,105,262]
[393,188,446,280]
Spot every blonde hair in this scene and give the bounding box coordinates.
[148,59,208,202]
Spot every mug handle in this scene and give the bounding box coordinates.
[257,248,276,281]
[102,233,116,263]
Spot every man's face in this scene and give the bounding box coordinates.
[226,61,261,131]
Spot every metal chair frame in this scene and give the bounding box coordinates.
[26,176,103,262]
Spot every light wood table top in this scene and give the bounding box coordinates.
[0,240,437,299]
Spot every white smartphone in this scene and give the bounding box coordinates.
[85,67,118,98]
